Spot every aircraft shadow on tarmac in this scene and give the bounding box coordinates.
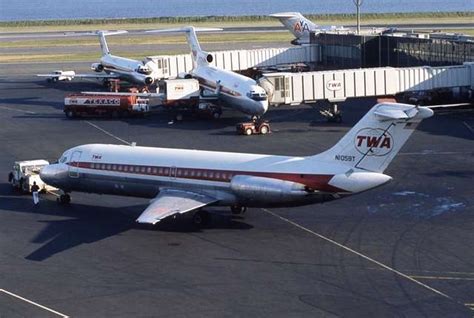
[13,114,66,119]
[37,80,103,93]
[0,97,63,110]
[422,169,474,179]
[1,185,252,262]
[121,106,355,134]
[422,109,474,141]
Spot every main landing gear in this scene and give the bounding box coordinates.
[192,210,210,227]
[230,205,247,215]
[191,206,248,227]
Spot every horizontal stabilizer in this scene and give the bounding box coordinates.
[374,103,432,121]
[147,26,222,68]
[269,12,301,18]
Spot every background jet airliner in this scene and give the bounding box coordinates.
[37,31,160,86]
[147,27,268,118]
[269,12,344,45]
[41,102,433,226]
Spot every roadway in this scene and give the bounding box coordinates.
[0,43,474,316]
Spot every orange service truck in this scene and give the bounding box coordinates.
[64,93,150,118]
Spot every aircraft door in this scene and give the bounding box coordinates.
[169,166,177,179]
[68,151,82,178]
[283,76,291,104]
[163,59,168,78]
[272,76,290,104]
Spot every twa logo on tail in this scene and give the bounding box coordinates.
[355,128,393,156]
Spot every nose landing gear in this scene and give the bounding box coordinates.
[57,193,71,204]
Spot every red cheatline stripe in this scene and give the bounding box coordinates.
[69,161,341,192]
[195,76,242,97]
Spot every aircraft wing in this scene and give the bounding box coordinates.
[136,189,218,224]
[81,91,162,98]
[73,73,120,79]
[37,73,120,79]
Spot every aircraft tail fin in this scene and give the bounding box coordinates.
[147,27,222,67]
[269,12,317,42]
[311,103,433,173]
[96,30,128,56]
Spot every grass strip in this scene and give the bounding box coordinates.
[0,12,472,33]
[0,33,294,49]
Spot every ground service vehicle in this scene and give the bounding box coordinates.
[8,160,55,193]
[64,93,149,118]
[157,79,221,120]
[236,120,270,135]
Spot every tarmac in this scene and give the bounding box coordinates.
[0,42,474,317]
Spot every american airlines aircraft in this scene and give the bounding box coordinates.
[38,31,160,86]
[147,27,268,118]
[269,12,344,45]
[40,103,433,226]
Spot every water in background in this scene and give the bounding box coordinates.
[0,0,471,22]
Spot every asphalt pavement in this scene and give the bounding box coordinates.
[0,40,473,317]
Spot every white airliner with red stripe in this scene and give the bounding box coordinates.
[40,103,433,225]
[147,27,268,117]
[38,31,160,86]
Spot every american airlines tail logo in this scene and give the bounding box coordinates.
[293,20,310,34]
[355,128,393,156]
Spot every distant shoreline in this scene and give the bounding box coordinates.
[1,11,472,27]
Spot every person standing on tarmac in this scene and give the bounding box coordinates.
[31,181,40,205]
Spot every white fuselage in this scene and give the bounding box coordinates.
[40,103,434,217]
[41,143,379,208]
[192,65,268,116]
[99,54,158,85]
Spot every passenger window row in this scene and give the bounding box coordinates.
[88,162,234,181]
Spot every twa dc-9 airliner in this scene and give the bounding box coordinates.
[41,103,433,226]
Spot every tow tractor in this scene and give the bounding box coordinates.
[8,160,56,193]
[236,119,271,136]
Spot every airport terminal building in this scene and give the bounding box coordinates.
[311,30,474,69]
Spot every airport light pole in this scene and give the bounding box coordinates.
[353,0,364,34]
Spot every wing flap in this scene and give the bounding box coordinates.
[136,189,217,225]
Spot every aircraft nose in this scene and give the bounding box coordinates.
[40,163,67,187]
[39,164,56,183]
[256,100,269,116]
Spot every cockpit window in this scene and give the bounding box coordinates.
[248,91,267,101]
[59,154,68,163]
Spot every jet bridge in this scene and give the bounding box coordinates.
[147,45,316,79]
[262,62,474,106]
